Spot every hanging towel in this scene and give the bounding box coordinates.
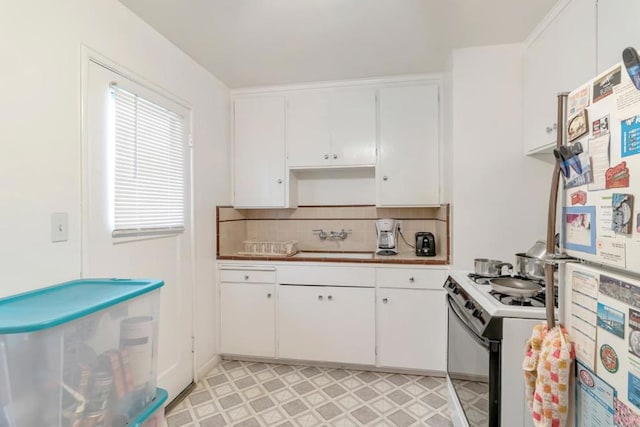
[523,323,575,427]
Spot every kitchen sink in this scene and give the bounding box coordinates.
[293,252,374,259]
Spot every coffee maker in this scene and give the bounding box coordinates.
[375,219,399,255]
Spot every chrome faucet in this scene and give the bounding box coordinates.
[313,229,351,240]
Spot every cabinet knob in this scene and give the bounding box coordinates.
[409,277,415,283]
[318,295,323,301]
[545,123,557,133]
[267,293,272,298]
[332,154,338,159]
[244,275,249,280]
[382,298,389,304]
[382,176,388,181]
[277,179,283,184]
[324,154,329,160]
[328,295,333,301]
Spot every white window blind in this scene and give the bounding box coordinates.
[111,84,186,237]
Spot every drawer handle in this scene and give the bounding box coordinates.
[277,179,283,184]
[382,298,389,304]
[382,176,388,181]
[324,154,329,160]
[267,293,272,298]
[409,277,415,283]
[328,295,333,301]
[318,295,323,301]
[332,154,338,159]
[244,275,249,280]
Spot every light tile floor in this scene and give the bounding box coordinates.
[166,360,453,427]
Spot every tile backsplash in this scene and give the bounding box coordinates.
[218,205,449,259]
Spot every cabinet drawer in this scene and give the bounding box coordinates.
[278,265,375,287]
[220,269,276,284]
[376,267,447,290]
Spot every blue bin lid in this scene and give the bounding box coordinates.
[130,388,169,426]
[0,278,163,334]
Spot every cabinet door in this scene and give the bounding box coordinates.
[233,96,286,207]
[377,288,446,371]
[330,88,376,167]
[597,0,640,72]
[286,92,331,167]
[378,84,440,206]
[522,0,596,154]
[324,286,375,365]
[278,285,329,361]
[220,283,275,357]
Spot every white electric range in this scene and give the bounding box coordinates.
[444,271,554,427]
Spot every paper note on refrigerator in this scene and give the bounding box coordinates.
[572,270,599,369]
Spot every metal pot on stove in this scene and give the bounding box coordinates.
[514,253,546,280]
[474,258,513,277]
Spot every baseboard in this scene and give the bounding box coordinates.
[197,354,222,380]
[220,354,445,378]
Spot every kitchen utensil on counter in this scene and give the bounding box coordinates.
[515,253,546,280]
[375,219,399,255]
[415,232,436,257]
[474,258,513,277]
[489,277,543,298]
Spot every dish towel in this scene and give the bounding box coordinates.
[523,323,575,427]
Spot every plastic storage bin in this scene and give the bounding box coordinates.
[0,278,163,427]
[130,388,167,427]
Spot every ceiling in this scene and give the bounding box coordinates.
[119,0,558,88]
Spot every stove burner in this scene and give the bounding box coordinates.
[467,273,544,286]
[490,291,544,307]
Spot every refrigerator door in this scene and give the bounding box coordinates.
[561,61,640,275]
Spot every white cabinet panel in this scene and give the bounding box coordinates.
[597,0,640,73]
[375,267,447,290]
[522,0,596,154]
[278,285,375,365]
[324,286,375,365]
[377,84,440,206]
[287,88,376,168]
[278,285,328,361]
[220,269,276,284]
[278,264,375,287]
[220,283,275,357]
[233,96,287,207]
[330,88,377,167]
[377,288,446,371]
[286,92,331,167]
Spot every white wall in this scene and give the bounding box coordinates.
[450,44,554,269]
[0,1,229,373]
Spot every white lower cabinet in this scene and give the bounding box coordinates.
[377,288,446,371]
[278,285,375,365]
[220,282,276,357]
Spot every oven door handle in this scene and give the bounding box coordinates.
[447,296,491,349]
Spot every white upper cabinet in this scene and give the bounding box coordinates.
[522,0,596,154]
[330,88,377,166]
[233,95,288,208]
[377,83,440,206]
[287,87,376,168]
[597,0,640,73]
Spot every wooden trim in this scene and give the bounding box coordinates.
[216,206,220,257]
[446,203,451,264]
[216,255,449,265]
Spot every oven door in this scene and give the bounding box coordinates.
[447,296,501,427]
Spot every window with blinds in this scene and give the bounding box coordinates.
[111,84,186,237]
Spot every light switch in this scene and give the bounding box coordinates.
[51,212,68,242]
